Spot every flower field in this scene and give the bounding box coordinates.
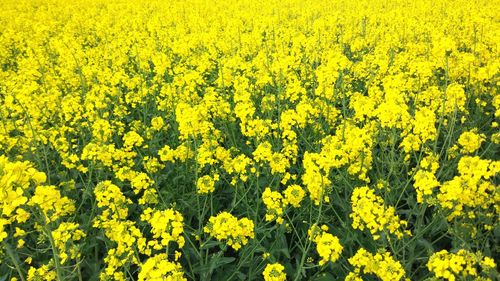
[0,0,499,280]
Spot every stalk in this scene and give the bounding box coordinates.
[3,241,26,281]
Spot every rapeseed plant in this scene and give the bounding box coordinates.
[0,0,498,280]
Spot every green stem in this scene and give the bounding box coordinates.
[44,226,64,281]
[3,241,26,281]
[293,197,323,281]
[76,257,83,281]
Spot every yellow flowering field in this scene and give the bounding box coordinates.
[0,0,499,280]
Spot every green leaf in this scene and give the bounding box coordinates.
[211,256,236,269]
[201,240,220,250]
[312,272,335,281]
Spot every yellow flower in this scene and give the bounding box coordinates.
[204,212,254,251]
[282,184,305,208]
[262,252,271,260]
[51,222,86,264]
[457,129,485,154]
[151,116,165,131]
[138,253,186,281]
[480,256,496,269]
[262,187,285,224]
[122,130,144,149]
[437,156,499,221]
[252,141,284,173]
[94,181,131,220]
[196,174,219,194]
[17,238,25,248]
[140,207,185,249]
[350,186,409,239]
[263,263,286,281]
[427,249,493,280]
[413,153,440,203]
[27,263,57,281]
[308,224,343,265]
[28,185,75,223]
[348,248,406,281]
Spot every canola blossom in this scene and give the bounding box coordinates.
[0,0,499,280]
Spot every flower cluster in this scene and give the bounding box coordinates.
[204,212,255,250]
[427,249,496,281]
[437,156,499,221]
[413,153,441,203]
[350,186,410,239]
[346,248,406,281]
[51,222,86,264]
[94,181,148,280]
[262,187,286,224]
[308,224,343,265]
[282,184,306,208]
[0,156,46,240]
[457,130,486,154]
[138,253,186,281]
[262,184,306,224]
[196,174,220,194]
[0,0,499,279]
[263,263,287,281]
[141,207,185,250]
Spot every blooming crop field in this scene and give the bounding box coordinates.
[0,0,499,280]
